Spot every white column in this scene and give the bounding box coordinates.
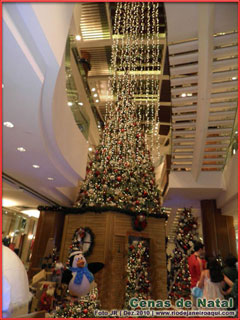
[192,4,215,180]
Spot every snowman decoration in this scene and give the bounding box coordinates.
[68,250,96,297]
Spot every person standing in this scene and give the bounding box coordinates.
[188,241,206,307]
[188,241,206,288]
[222,255,238,289]
[197,257,225,302]
[222,255,238,310]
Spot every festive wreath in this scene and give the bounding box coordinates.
[71,227,94,257]
[132,213,147,231]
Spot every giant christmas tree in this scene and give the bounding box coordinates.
[168,208,199,301]
[76,2,164,217]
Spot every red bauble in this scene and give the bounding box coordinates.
[143,191,148,196]
[121,128,125,132]
[95,171,100,176]
[136,134,140,138]
[117,140,122,145]
[117,176,122,182]
[135,200,140,205]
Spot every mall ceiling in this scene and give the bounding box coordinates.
[72,2,238,176]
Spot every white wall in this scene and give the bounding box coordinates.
[3,3,89,205]
[31,3,75,66]
[217,154,238,225]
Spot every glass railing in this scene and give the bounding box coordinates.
[223,119,238,169]
[65,62,90,139]
[70,46,103,129]
[65,37,91,139]
[65,65,90,140]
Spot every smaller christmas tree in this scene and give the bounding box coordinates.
[53,287,100,318]
[168,208,199,301]
[124,240,151,309]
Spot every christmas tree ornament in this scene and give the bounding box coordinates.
[132,213,147,231]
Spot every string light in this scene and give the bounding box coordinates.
[75,3,163,214]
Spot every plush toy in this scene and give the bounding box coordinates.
[69,252,95,297]
[62,249,104,298]
[39,284,55,312]
[52,261,64,283]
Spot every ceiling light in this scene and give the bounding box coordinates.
[78,102,83,106]
[233,149,236,155]
[10,232,15,237]
[68,102,73,107]
[21,209,40,218]
[95,99,99,103]
[48,177,54,181]
[91,88,96,92]
[2,199,18,207]
[235,130,238,134]
[93,94,98,98]
[232,77,237,80]
[3,121,14,128]
[2,84,4,88]
[181,93,186,97]
[32,164,40,168]
[187,93,192,97]
[88,147,93,152]
[17,147,26,152]
[98,125,101,128]
[75,35,81,41]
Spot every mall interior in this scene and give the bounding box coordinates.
[2,2,238,318]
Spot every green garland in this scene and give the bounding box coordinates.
[37,205,168,219]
